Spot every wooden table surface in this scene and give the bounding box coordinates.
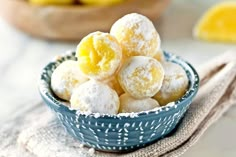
[0,0,236,156]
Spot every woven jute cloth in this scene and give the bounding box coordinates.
[1,51,236,157]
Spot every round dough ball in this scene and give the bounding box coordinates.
[118,56,164,99]
[51,60,88,101]
[76,31,122,80]
[119,93,160,113]
[110,13,161,57]
[70,80,120,114]
[153,62,189,106]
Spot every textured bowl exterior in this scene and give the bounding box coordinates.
[39,51,199,152]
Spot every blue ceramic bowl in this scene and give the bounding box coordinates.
[38,51,199,152]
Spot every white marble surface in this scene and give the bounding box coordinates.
[0,0,236,156]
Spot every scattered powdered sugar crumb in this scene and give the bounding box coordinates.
[69,107,75,111]
[74,104,173,118]
[76,110,92,115]
[88,148,95,155]
[52,55,62,62]
[63,101,175,119]
[166,102,175,107]
[65,50,74,55]
[117,112,139,118]
[79,144,84,148]
[94,113,101,118]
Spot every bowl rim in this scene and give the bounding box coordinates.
[38,51,199,118]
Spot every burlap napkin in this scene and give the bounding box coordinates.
[11,51,236,157]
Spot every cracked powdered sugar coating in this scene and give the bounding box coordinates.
[76,31,122,80]
[160,62,188,99]
[118,56,164,99]
[51,60,88,101]
[70,80,120,115]
[88,148,95,155]
[110,13,161,57]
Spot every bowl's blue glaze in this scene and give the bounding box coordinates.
[38,51,199,152]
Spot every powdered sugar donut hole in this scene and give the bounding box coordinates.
[76,31,122,80]
[153,62,188,106]
[51,60,88,101]
[110,13,161,57]
[118,56,164,99]
[70,80,120,114]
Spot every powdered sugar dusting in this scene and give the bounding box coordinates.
[119,56,164,98]
[119,93,160,113]
[88,148,95,155]
[93,32,121,55]
[70,80,120,115]
[71,100,176,119]
[166,102,175,107]
[117,112,139,118]
[110,13,161,57]
[159,62,188,98]
[51,60,88,101]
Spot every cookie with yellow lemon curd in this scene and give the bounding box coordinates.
[153,62,188,106]
[70,80,120,115]
[118,56,164,99]
[119,93,160,113]
[51,60,88,101]
[110,13,161,57]
[76,32,122,80]
[194,2,236,43]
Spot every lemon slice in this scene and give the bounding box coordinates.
[194,2,236,43]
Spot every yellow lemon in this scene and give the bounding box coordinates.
[194,2,236,43]
[80,0,124,6]
[29,0,74,5]
[76,31,122,80]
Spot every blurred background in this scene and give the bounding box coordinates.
[0,0,236,156]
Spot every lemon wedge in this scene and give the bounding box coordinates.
[194,2,236,43]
